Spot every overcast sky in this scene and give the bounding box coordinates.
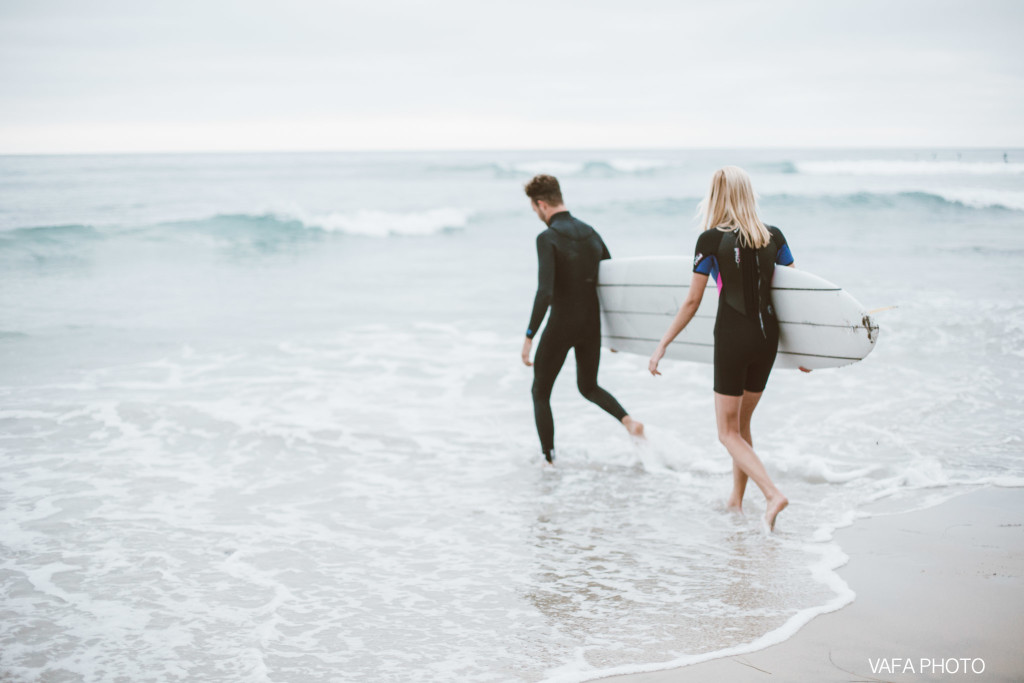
[1,0,1022,153]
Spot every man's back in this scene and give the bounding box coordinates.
[530,211,609,332]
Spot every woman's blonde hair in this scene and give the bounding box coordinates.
[697,166,771,248]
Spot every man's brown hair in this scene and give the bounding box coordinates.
[524,174,563,206]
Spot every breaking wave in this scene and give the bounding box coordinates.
[793,160,1024,176]
[761,189,1024,212]
[432,158,679,177]
[293,207,472,236]
[0,208,473,247]
[608,190,1024,216]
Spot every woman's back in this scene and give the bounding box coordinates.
[693,226,792,322]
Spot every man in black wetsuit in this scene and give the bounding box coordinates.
[520,174,644,464]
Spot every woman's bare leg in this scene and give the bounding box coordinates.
[715,392,788,530]
[728,390,761,510]
[728,463,747,512]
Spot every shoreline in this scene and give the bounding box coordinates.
[593,486,1024,682]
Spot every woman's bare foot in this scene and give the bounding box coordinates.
[765,495,789,531]
[726,496,743,513]
[622,415,645,439]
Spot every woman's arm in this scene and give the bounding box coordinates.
[649,272,709,375]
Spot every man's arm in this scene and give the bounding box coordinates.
[522,234,555,366]
[526,234,555,339]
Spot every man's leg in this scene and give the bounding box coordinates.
[532,328,571,462]
[574,331,644,437]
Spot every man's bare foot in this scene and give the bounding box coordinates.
[622,416,645,439]
[765,495,789,532]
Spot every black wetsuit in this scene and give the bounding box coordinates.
[693,226,794,396]
[526,212,628,460]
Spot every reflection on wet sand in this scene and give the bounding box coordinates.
[519,465,833,673]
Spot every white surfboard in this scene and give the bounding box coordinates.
[597,257,879,370]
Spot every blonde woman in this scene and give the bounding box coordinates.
[648,167,796,531]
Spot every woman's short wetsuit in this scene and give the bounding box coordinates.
[527,212,628,460]
[693,226,794,396]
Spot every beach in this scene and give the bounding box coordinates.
[603,487,1024,682]
[2,149,1023,681]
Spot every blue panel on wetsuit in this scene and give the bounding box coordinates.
[694,253,717,276]
[776,243,794,266]
[694,244,721,290]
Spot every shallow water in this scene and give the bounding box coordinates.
[2,150,1023,681]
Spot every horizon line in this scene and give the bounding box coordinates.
[2,145,1023,158]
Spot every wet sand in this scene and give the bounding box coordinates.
[601,487,1024,682]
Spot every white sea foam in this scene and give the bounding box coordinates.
[605,158,674,173]
[795,160,1024,176]
[0,329,880,682]
[507,160,588,176]
[3,320,1020,683]
[754,187,1024,211]
[928,188,1024,211]
[502,158,674,176]
[297,206,473,236]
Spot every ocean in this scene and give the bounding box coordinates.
[2,149,1023,682]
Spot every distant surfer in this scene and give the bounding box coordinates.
[521,174,644,464]
[648,167,796,530]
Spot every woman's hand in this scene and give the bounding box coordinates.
[650,272,706,377]
[649,345,666,376]
[521,337,533,367]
